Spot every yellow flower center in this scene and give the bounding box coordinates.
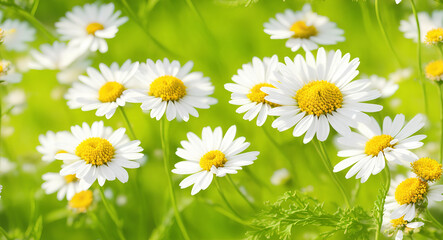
[98,82,125,103]
[64,174,78,183]
[75,137,115,166]
[295,80,343,116]
[364,134,394,156]
[290,20,317,39]
[425,60,443,81]
[247,83,279,107]
[391,217,407,228]
[411,157,442,181]
[149,75,187,101]
[69,190,93,212]
[425,28,443,45]
[395,178,428,205]
[199,150,227,171]
[86,22,104,35]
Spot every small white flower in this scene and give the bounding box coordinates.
[125,58,217,121]
[0,17,35,51]
[0,157,16,175]
[400,10,443,43]
[368,75,399,98]
[382,210,423,240]
[263,4,345,52]
[270,168,290,186]
[56,3,128,53]
[65,60,139,119]
[172,126,259,195]
[37,130,71,162]
[225,55,280,126]
[263,48,382,143]
[389,68,413,83]
[55,121,143,188]
[334,114,425,183]
[395,0,402,4]
[0,60,22,84]
[3,88,26,114]
[42,172,87,200]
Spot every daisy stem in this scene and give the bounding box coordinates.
[119,107,137,139]
[374,0,402,67]
[227,175,257,210]
[160,118,190,240]
[98,186,126,240]
[0,225,11,240]
[426,208,443,230]
[243,167,274,193]
[214,177,243,219]
[439,45,443,58]
[314,140,350,208]
[438,82,443,164]
[409,0,429,116]
[375,165,390,240]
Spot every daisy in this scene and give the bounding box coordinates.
[399,10,443,43]
[124,58,217,121]
[333,114,426,183]
[395,0,402,3]
[42,172,86,200]
[263,4,345,52]
[382,211,423,240]
[172,126,259,195]
[69,190,93,212]
[368,75,399,98]
[55,121,143,189]
[425,60,443,82]
[0,17,35,51]
[225,55,280,126]
[36,130,71,162]
[389,68,413,83]
[28,41,90,84]
[3,88,26,115]
[386,176,443,221]
[65,60,139,119]
[262,48,382,143]
[0,60,22,84]
[55,3,128,53]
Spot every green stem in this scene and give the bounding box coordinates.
[426,208,443,230]
[0,225,11,240]
[243,167,274,193]
[160,118,190,240]
[89,212,112,240]
[313,140,350,208]
[438,83,443,164]
[98,186,126,240]
[226,175,256,210]
[375,164,390,240]
[374,0,402,66]
[409,0,429,116]
[439,45,443,58]
[119,107,137,139]
[214,177,242,219]
[196,198,255,228]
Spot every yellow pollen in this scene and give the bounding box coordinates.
[395,177,428,205]
[69,190,93,212]
[86,22,104,35]
[391,217,407,228]
[98,82,125,103]
[364,134,394,156]
[75,137,115,166]
[425,60,443,81]
[411,157,442,181]
[64,174,78,183]
[295,80,343,116]
[290,20,317,39]
[425,28,443,45]
[199,150,227,171]
[247,83,280,107]
[149,75,187,101]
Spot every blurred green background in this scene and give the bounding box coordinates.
[0,0,442,239]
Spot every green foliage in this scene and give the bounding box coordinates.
[246,191,372,240]
[371,184,387,228]
[214,0,259,7]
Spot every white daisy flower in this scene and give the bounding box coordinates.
[55,3,128,53]
[3,88,26,115]
[399,10,443,43]
[333,114,426,183]
[55,121,143,188]
[28,41,90,84]
[172,126,259,195]
[270,168,291,186]
[382,210,423,240]
[124,58,217,121]
[425,60,443,82]
[389,68,412,83]
[262,48,382,143]
[65,60,139,119]
[42,172,86,200]
[386,176,443,221]
[0,157,16,175]
[0,17,35,51]
[36,130,71,162]
[0,60,22,84]
[225,55,279,126]
[69,190,93,212]
[368,75,399,98]
[395,0,402,4]
[263,4,345,52]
